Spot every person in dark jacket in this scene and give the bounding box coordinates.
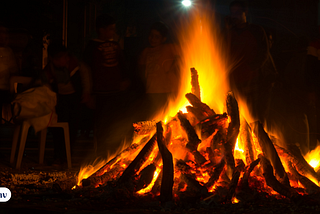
[226,1,277,123]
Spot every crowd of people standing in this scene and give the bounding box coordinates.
[0,0,319,167]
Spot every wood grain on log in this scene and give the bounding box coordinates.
[200,113,228,140]
[259,154,292,198]
[185,92,215,117]
[275,144,320,185]
[190,67,201,101]
[287,161,320,194]
[239,117,255,165]
[156,122,174,203]
[250,121,290,187]
[117,134,157,184]
[224,92,240,180]
[205,159,226,188]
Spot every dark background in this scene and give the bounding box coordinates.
[0,0,318,80]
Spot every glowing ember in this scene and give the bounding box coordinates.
[232,197,240,204]
[136,166,162,194]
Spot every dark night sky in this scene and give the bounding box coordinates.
[0,0,318,74]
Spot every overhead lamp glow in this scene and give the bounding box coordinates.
[182,0,192,7]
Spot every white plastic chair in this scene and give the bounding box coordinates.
[9,76,72,169]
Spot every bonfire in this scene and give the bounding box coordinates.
[74,4,320,207]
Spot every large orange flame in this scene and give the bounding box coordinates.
[304,144,320,171]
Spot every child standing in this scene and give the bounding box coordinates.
[83,14,130,158]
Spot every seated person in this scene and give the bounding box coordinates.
[42,42,91,166]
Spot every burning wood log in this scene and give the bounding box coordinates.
[259,154,292,198]
[250,121,290,187]
[156,121,174,203]
[177,111,207,165]
[94,143,140,177]
[287,161,320,195]
[177,111,201,150]
[82,164,123,187]
[224,168,241,202]
[226,91,240,131]
[117,134,157,184]
[175,159,192,174]
[180,173,208,195]
[223,139,236,181]
[275,144,320,185]
[133,120,157,135]
[135,164,157,192]
[224,92,240,180]
[239,117,255,165]
[210,128,226,153]
[200,113,228,140]
[185,93,215,118]
[186,106,207,122]
[190,67,201,101]
[205,159,225,188]
[237,158,260,192]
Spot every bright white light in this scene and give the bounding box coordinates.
[182,0,192,7]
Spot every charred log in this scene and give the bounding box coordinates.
[226,92,240,133]
[186,106,207,122]
[210,128,226,154]
[190,67,201,101]
[259,154,292,198]
[239,117,255,165]
[135,164,157,192]
[185,92,215,117]
[180,173,208,195]
[205,159,226,188]
[191,150,207,165]
[95,143,140,177]
[275,144,320,185]
[224,168,241,202]
[82,164,123,188]
[200,113,228,140]
[287,161,320,194]
[177,111,207,164]
[133,120,157,135]
[175,159,192,174]
[250,121,290,187]
[235,159,246,172]
[177,111,201,150]
[156,122,174,203]
[117,134,157,184]
[224,92,240,180]
[223,134,236,180]
[238,158,260,192]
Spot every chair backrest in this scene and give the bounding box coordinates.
[9,76,33,94]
